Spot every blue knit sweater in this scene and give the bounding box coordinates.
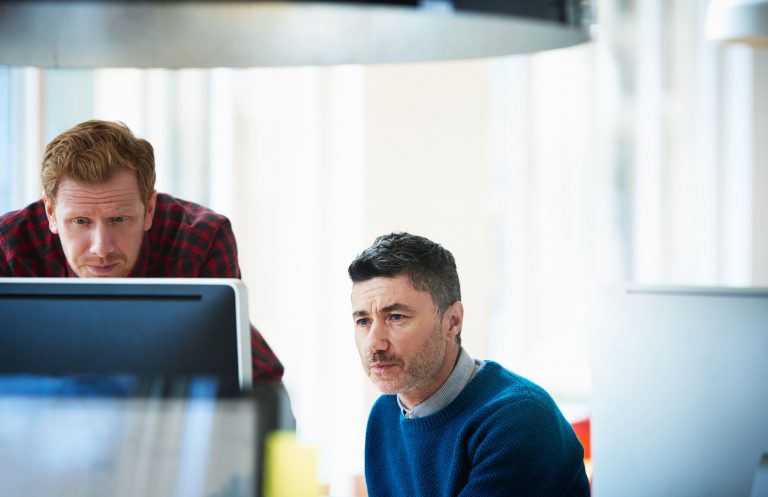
[364,361,590,497]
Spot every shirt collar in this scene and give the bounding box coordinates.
[398,347,480,419]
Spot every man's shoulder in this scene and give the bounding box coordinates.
[470,361,560,412]
[470,361,543,393]
[0,200,53,248]
[0,200,66,276]
[0,200,47,227]
[152,193,232,235]
[144,193,237,273]
[155,193,221,216]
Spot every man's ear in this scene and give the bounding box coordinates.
[444,301,464,341]
[42,191,59,234]
[143,190,157,231]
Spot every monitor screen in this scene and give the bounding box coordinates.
[590,285,768,497]
[0,278,252,390]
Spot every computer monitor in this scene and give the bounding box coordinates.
[589,285,768,497]
[0,278,252,390]
[0,376,286,497]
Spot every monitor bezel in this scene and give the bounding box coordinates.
[0,277,253,389]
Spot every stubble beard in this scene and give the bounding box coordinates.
[367,322,447,395]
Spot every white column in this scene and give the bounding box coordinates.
[751,49,768,285]
[633,0,664,283]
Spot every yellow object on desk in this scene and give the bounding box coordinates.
[264,431,319,497]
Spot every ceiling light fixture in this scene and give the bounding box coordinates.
[0,1,592,68]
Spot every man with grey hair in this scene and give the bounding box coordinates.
[349,232,589,497]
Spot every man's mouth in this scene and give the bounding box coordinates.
[86,263,120,275]
[369,361,399,375]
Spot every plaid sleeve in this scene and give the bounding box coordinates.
[0,201,64,277]
[197,213,284,383]
[250,323,285,383]
[0,246,10,276]
[199,218,241,278]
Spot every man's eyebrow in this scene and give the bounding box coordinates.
[381,303,415,314]
[352,303,415,319]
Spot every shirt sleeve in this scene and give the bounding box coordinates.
[0,247,10,276]
[0,227,15,276]
[199,217,285,383]
[250,323,285,383]
[199,219,241,278]
[0,215,15,276]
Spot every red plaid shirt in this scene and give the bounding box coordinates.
[0,193,284,383]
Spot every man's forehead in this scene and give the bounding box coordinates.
[55,193,143,212]
[56,175,143,209]
[351,275,432,306]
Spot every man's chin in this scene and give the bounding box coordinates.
[370,375,409,395]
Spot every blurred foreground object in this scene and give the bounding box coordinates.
[0,376,293,497]
[0,0,591,68]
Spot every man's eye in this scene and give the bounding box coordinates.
[112,216,128,223]
[390,314,404,321]
[356,318,370,327]
[73,218,89,225]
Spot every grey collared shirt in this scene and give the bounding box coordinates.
[398,348,485,419]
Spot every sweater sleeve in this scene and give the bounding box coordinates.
[458,396,590,497]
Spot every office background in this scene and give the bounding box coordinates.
[2,0,766,494]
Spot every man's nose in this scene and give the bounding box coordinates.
[368,319,389,353]
[90,224,114,258]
